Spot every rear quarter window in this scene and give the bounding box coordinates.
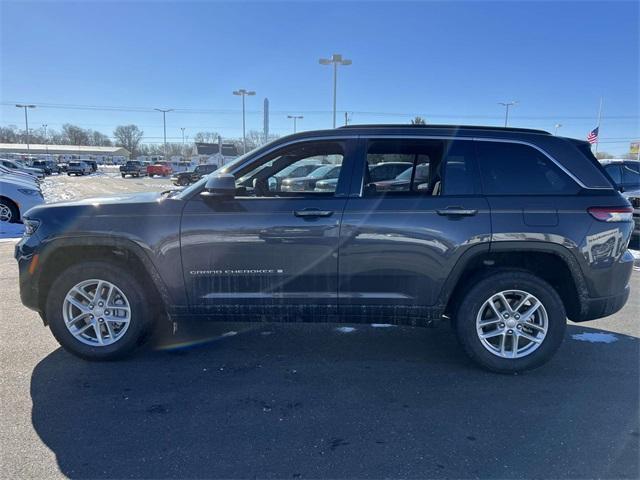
[476,141,579,195]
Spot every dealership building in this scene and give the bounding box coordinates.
[0,143,130,163]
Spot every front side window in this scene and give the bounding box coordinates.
[234,141,345,196]
[476,142,578,195]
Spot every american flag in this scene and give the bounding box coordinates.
[587,126,599,144]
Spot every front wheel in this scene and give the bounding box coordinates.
[45,261,155,360]
[0,198,19,223]
[454,271,566,373]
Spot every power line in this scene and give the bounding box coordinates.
[1,101,638,120]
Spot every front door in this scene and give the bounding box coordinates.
[339,137,491,323]
[180,139,356,319]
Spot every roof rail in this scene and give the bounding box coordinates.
[338,124,551,135]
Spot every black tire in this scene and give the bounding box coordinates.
[0,198,20,223]
[121,174,126,178]
[45,261,155,361]
[454,270,566,373]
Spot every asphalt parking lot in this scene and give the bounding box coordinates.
[1,172,639,479]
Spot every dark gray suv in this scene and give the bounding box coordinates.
[15,125,635,372]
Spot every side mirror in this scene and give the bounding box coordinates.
[200,173,236,199]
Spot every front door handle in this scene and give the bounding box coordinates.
[294,209,334,218]
[436,206,478,217]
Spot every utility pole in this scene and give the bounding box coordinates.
[498,101,518,127]
[42,124,48,154]
[287,115,303,133]
[15,104,36,155]
[319,54,352,128]
[154,108,173,160]
[233,89,256,154]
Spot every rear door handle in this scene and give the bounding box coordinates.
[294,209,334,218]
[436,207,478,217]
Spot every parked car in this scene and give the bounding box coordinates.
[268,162,324,192]
[32,160,62,175]
[147,162,173,177]
[84,160,98,172]
[15,125,634,372]
[0,158,45,179]
[600,159,640,240]
[172,163,218,186]
[281,164,341,192]
[67,161,93,176]
[371,163,430,192]
[0,165,40,186]
[120,161,148,178]
[0,176,44,223]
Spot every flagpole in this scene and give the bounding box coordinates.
[595,97,603,154]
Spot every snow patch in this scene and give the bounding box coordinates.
[335,326,356,333]
[0,222,24,240]
[572,332,619,344]
[629,249,640,260]
[260,331,273,336]
[371,323,395,328]
[221,331,238,337]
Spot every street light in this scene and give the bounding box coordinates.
[154,108,174,160]
[319,53,352,128]
[233,89,256,154]
[16,104,36,155]
[554,123,562,135]
[498,101,518,127]
[287,115,303,133]
[42,124,48,154]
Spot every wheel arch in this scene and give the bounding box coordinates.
[440,242,589,321]
[36,237,173,323]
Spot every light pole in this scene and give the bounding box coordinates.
[233,89,256,153]
[16,104,36,155]
[287,115,303,133]
[42,124,48,154]
[154,108,173,160]
[498,101,518,127]
[319,54,352,128]
[554,123,562,135]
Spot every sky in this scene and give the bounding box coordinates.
[1,0,638,154]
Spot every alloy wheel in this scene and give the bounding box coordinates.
[475,289,548,359]
[0,203,12,222]
[62,279,131,346]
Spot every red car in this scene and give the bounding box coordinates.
[147,162,172,177]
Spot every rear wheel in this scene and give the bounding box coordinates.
[0,198,19,223]
[454,271,566,373]
[46,261,155,360]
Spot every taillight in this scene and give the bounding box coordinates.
[587,206,634,222]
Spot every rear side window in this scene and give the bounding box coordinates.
[476,142,579,195]
[622,163,640,188]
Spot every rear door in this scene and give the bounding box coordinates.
[338,137,491,322]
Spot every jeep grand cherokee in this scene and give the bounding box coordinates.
[15,125,635,372]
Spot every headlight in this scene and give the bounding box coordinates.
[23,218,40,236]
[18,188,41,197]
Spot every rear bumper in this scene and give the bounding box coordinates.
[573,249,634,322]
[574,285,631,322]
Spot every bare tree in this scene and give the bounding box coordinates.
[411,116,427,125]
[62,124,91,145]
[193,131,220,143]
[90,131,112,146]
[113,125,144,156]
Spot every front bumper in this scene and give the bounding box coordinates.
[15,239,41,313]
